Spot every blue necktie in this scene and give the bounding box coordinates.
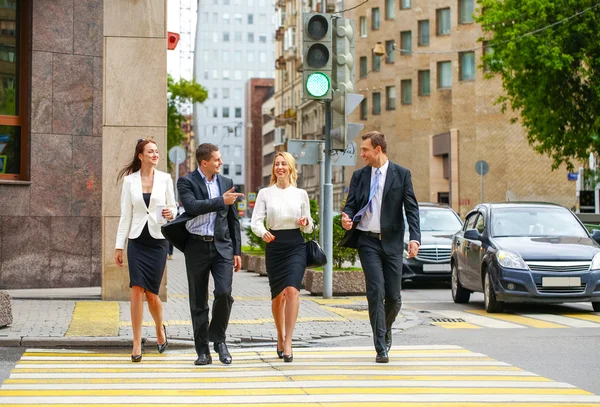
[368,168,381,212]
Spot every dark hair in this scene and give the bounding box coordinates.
[196,143,219,164]
[362,131,387,153]
[117,139,157,181]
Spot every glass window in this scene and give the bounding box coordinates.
[385,40,395,63]
[418,20,430,46]
[259,52,266,63]
[212,50,219,61]
[476,214,485,234]
[235,165,242,176]
[213,108,218,118]
[212,88,218,99]
[248,71,254,79]
[360,98,368,120]
[373,54,381,72]
[235,51,242,63]
[259,70,266,78]
[386,86,396,110]
[223,0,229,5]
[248,32,254,43]
[438,61,452,88]
[459,0,475,24]
[418,70,431,96]
[385,0,394,19]
[212,32,218,42]
[437,8,451,35]
[204,70,209,79]
[401,0,411,9]
[223,32,230,42]
[372,8,380,30]
[202,12,209,22]
[360,56,368,77]
[372,92,381,115]
[259,14,267,24]
[223,13,230,23]
[360,16,367,37]
[235,108,242,118]
[248,14,254,24]
[491,207,588,238]
[401,79,412,105]
[401,31,412,55]
[465,213,479,230]
[223,107,230,118]
[213,12,218,21]
[248,52,254,62]
[235,31,242,42]
[213,69,219,79]
[259,34,267,43]
[234,146,242,157]
[223,70,230,80]
[223,164,230,175]
[460,51,476,81]
[234,70,242,80]
[235,88,242,99]
[235,13,242,24]
[223,88,230,99]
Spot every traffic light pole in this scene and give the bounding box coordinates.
[323,100,333,299]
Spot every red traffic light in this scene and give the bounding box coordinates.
[168,32,180,50]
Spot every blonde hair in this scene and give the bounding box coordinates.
[269,151,298,187]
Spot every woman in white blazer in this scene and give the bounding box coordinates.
[115,139,177,362]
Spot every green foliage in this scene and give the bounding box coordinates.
[167,74,208,155]
[302,198,320,242]
[332,214,358,269]
[476,0,600,170]
[245,225,267,251]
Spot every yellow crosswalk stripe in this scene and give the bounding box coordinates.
[563,313,600,324]
[466,310,568,328]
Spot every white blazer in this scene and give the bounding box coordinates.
[115,170,177,250]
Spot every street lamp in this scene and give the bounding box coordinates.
[372,42,386,57]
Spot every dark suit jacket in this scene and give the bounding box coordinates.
[161,170,241,259]
[339,161,421,255]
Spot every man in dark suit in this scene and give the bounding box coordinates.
[162,143,243,366]
[340,131,421,363]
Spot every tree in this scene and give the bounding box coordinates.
[477,0,600,170]
[167,74,208,152]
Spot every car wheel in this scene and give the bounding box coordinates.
[484,271,504,313]
[592,302,600,312]
[451,263,470,304]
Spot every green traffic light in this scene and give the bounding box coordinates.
[306,72,330,98]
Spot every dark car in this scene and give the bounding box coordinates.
[403,203,463,281]
[451,202,600,313]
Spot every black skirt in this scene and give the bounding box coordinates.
[265,229,307,299]
[127,222,168,295]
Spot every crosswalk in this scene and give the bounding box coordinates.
[1,346,599,405]
[428,309,600,329]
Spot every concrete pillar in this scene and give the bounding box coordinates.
[102,0,168,301]
[450,129,460,212]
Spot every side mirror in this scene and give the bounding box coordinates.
[592,229,600,244]
[464,229,481,241]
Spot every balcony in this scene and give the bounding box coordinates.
[275,56,286,70]
[275,26,284,41]
[276,0,286,8]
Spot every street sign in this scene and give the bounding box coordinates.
[331,141,357,166]
[248,192,257,202]
[249,201,255,209]
[168,146,186,165]
[287,139,322,165]
[238,201,247,211]
[568,172,578,181]
[475,160,489,176]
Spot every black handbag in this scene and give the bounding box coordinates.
[306,240,327,268]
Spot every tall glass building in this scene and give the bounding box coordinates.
[193,0,276,191]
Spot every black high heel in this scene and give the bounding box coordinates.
[277,349,284,359]
[131,354,142,363]
[283,353,293,363]
[157,324,168,354]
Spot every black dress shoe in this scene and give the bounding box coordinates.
[276,349,284,359]
[214,342,232,364]
[194,353,212,366]
[157,324,169,354]
[131,354,142,363]
[375,350,389,364]
[385,330,392,352]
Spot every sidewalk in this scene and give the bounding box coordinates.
[0,250,421,347]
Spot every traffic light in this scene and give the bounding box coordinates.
[332,18,355,93]
[331,91,364,150]
[302,13,333,100]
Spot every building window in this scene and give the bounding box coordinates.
[483,41,498,72]
[438,61,452,88]
[372,92,381,115]
[372,8,380,30]
[259,52,266,63]
[401,80,412,104]
[235,51,242,63]
[400,31,412,55]
[223,32,230,42]
[418,20,430,46]
[223,107,230,118]
[248,52,254,62]
[234,146,242,157]
[235,107,242,118]
[235,88,242,99]
[248,32,254,43]
[373,54,381,72]
[360,16,367,37]
[223,13,230,23]
[437,8,451,35]
[234,70,242,80]
[385,0,394,19]
[418,70,431,96]
[259,34,267,43]
[223,88,230,99]
[223,70,230,80]
[235,31,242,42]
[401,0,411,9]
[236,165,242,176]
[459,0,475,24]
[248,13,254,24]
[223,164,230,175]
[360,56,368,77]
[235,13,242,24]
[385,40,395,63]
[360,98,368,120]
[213,108,218,118]
[386,86,396,110]
[460,51,476,81]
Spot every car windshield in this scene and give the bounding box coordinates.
[416,209,462,231]
[491,207,588,238]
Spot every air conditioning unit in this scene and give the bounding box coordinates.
[274,128,286,146]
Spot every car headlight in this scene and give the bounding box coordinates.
[496,250,528,270]
[590,252,600,270]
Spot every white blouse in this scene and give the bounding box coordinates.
[251,185,314,238]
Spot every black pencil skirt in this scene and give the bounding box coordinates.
[265,229,307,299]
[127,223,169,295]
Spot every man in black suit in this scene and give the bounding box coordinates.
[340,131,421,363]
[162,143,243,366]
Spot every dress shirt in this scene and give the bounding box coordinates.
[357,160,389,233]
[251,185,314,237]
[186,168,220,236]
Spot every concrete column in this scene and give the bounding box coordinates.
[450,129,460,212]
[102,0,168,301]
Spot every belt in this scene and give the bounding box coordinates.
[189,234,214,242]
[362,231,382,240]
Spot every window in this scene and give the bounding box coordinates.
[360,56,368,77]
[372,92,381,115]
[223,70,230,80]
[438,61,452,88]
[223,164,230,175]
[385,0,394,19]
[235,13,242,24]
[235,107,242,118]
[259,52,266,63]
[223,107,230,118]
[0,0,27,179]
[234,146,242,157]
[235,51,242,63]
[213,70,219,79]
[373,54,381,72]
[235,31,242,42]
[248,14,254,24]
[212,88,218,99]
[418,20,430,46]
[223,88,230,99]
[418,70,431,96]
[213,108,218,118]
[223,13,230,23]
[235,88,242,99]
[259,14,267,24]
[483,41,498,72]
[372,8,380,30]
[236,165,242,176]
[400,31,412,55]
[234,70,242,80]
[476,212,485,233]
[213,126,218,136]
[204,70,209,79]
[386,86,396,110]
[459,0,475,24]
[202,12,209,22]
[223,32,230,42]
[360,98,368,120]
[437,8,451,35]
[385,40,395,63]
[248,70,254,79]
[222,51,229,62]
[259,34,267,43]
[460,51,475,81]
[360,16,367,37]
[401,80,412,104]
[401,0,411,9]
[248,32,254,43]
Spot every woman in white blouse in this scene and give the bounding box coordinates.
[251,152,314,362]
